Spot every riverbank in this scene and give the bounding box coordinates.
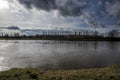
[0,36,120,41]
[0,65,120,80]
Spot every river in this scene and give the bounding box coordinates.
[0,40,120,71]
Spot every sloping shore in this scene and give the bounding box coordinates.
[0,65,120,80]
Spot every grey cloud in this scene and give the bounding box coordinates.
[117,21,120,26]
[84,19,106,28]
[106,1,120,17]
[7,25,20,30]
[17,0,88,17]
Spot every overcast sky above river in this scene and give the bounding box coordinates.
[0,0,120,29]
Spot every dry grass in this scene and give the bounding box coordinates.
[0,65,120,80]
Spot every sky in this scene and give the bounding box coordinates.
[0,0,120,29]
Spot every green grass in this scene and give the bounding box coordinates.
[0,65,120,80]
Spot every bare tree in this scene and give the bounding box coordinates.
[108,29,119,38]
[94,31,99,37]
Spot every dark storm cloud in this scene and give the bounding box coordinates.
[18,0,57,10]
[5,0,120,29]
[18,0,88,16]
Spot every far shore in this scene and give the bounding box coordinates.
[0,36,120,41]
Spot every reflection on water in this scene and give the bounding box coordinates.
[0,40,120,71]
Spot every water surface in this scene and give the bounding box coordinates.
[0,40,120,71]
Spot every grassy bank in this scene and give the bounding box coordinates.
[0,65,120,80]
